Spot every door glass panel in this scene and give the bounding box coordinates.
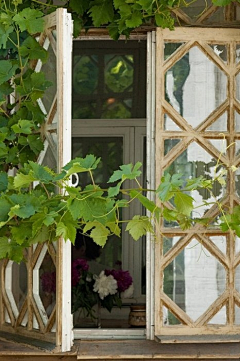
[72,41,146,119]
[72,137,123,270]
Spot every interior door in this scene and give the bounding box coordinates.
[155,27,240,337]
[0,9,73,352]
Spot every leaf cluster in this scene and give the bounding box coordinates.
[0,154,221,262]
[0,2,49,172]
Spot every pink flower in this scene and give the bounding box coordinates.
[105,269,133,293]
[41,271,56,293]
[72,258,89,286]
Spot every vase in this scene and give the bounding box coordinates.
[73,304,101,328]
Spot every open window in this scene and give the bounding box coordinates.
[72,39,148,334]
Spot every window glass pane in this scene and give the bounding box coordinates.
[72,41,146,119]
[165,45,227,127]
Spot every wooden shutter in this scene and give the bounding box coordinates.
[0,9,73,352]
[155,27,240,337]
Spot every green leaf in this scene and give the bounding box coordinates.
[89,0,114,26]
[67,196,109,222]
[156,173,172,201]
[212,0,232,5]
[28,161,54,183]
[0,25,14,49]
[63,155,101,174]
[0,171,8,192]
[108,162,142,183]
[177,214,192,230]
[163,208,178,222]
[0,60,18,85]
[130,189,157,213]
[136,0,153,11]
[106,221,121,237]
[11,224,32,245]
[0,142,7,157]
[125,11,143,28]
[27,134,44,154]
[70,0,89,14]
[108,183,121,197]
[155,12,174,29]
[84,221,110,247]
[9,193,41,219]
[126,215,153,241]
[19,36,48,62]
[0,197,13,221]
[56,213,77,243]
[174,192,194,216]
[0,236,11,259]
[13,172,35,188]
[13,8,44,34]
[11,119,34,134]
[31,224,50,244]
[113,0,126,8]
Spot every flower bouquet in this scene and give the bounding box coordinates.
[71,258,133,319]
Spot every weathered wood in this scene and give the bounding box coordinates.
[155,27,240,337]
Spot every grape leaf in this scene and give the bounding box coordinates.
[155,13,174,29]
[13,8,44,34]
[136,0,153,11]
[0,197,13,221]
[9,193,41,219]
[212,0,232,5]
[0,171,8,191]
[0,236,12,259]
[125,11,142,28]
[84,221,110,247]
[0,25,14,49]
[28,161,54,183]
[56,211,77,243]
[63,155,101,173]
[19,36,48,62]
[13,172,35,188]
[11,119,34,134]
[69,0,89,14]
[108,162,142,183]
[11,224,32,245]
[126,215,153,241]
[0,60,18,85]
[174,192,194,216]
[88,0,114,26]
[91,226,109,247]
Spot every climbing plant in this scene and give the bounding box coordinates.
[0,0,239,263]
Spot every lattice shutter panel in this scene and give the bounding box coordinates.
[155,27,240,336]
[0,9,73,351]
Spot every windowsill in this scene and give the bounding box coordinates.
[76,339,240,360]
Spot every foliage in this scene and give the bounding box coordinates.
[0,154,229,262]
[0,0,238,265]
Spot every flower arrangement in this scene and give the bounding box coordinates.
[72,259,133,318]
[41,258,133,319]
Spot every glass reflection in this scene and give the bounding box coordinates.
[41,42,56,114]
[72,41,146,119]
[164,239,226,323]
[165,45,227,127]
